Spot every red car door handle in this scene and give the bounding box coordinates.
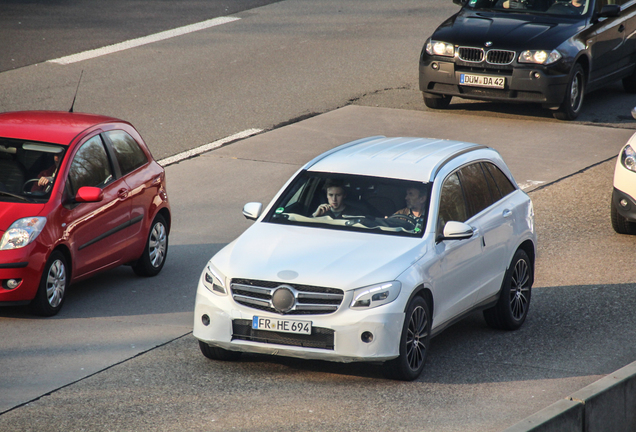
[118,188,129,199]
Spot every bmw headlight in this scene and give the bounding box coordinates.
[426,39,455,57]
[518,49,562,65]
[350,281,401,310]
[0,217,47,250]
[203,263,227,295]
[621,144,636,172]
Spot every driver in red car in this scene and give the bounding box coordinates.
[31,154,61,192]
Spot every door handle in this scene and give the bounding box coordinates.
[503,209,512,218]
[118,188,129,199]
[619,24,625,33]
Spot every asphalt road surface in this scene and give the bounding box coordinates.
[1,0,636,431]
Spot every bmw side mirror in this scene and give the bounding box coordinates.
[598,4,620,17]
[441,221,474,240]
[243,202,263,221]
[74,186,103,203]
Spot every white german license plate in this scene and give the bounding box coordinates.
[252,316,312,335]
[460,73,505,89]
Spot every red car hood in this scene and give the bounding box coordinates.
[0,203,47,233]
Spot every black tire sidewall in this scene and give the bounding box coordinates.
[134,214,168,276]
[31,251,68,316]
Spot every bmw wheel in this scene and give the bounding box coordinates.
[554,63,585,120]
[484,249,533,330]
[31,251,68,317]
[423,93,452,109]
[133,214,168,277]
[383,295,430,381]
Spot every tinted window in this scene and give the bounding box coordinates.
[438,172,468,229]
[459,163,493,218]
[484,162,516,197]
[67,135,112,197]
[105,130,148,175]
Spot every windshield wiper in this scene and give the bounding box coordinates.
[0,190,35,203]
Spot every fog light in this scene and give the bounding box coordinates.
[361,331,374,343]
[201,314,210,326]
[620,199,628,208]
[4,279,21,290]
[431,62,439,70]
[532,71,541,79]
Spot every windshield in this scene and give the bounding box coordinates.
[467,0,590,15]
[264,171,430,237]
[0,138,66,203]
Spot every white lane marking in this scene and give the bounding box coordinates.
[157,128,263,167]
[518,180,545,190]
[48,16,240,65]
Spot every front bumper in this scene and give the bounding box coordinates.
[612,188,636,223]
[193,277,406,363]
[0,241,48,304]
[419,57,569,106]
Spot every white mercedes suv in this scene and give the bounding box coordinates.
[194,136,536,381]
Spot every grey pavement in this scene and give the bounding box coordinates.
[2,106,636,432]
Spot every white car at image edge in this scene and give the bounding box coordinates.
[193,136,536,381]
[612,132,636,235]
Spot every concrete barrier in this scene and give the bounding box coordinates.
[503,361,636,432]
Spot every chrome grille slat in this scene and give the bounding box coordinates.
[231,278,344,315]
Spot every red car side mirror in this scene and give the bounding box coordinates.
[75,186,103,203]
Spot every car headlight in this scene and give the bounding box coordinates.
[518,49,562,65]
[621,144,636,172]
[0,217,47,250]
[202,263,228,295]
[350,281,401,310]
[426,39,455,57]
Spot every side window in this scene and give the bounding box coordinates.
[66,135,112,197]
[459,163,494,218]
[104,130,148,176]
[438,172,469,230]
[483,162,516,198]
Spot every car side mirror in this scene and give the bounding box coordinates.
[75,186,103,203]
[243,202,263,221]
[598,4,620,17]
[632,107,636,120]
[440,221,474,241]
[452,0,468,5]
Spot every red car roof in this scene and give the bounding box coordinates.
[0,111,124,145]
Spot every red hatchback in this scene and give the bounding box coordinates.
[0,111,170,316]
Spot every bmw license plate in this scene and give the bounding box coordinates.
[460,73,505,89]
[252,316,312,335]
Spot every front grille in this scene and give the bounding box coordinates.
[231,278,344,315]
[486,50,515,65]
[458,47,484,63]
[458,47,516,65]
[232,319,335,350]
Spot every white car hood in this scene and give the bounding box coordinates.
[213,222,425,291]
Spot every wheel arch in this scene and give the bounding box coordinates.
[52,243,73,282]
[404,284,434,324]
[156,207,171,234]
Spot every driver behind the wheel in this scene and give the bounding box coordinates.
[394,185,428,219]
[31,154,60,192]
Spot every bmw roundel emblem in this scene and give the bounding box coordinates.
[485,41,493,47]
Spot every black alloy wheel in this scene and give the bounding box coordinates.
[484,249,533,330]
[554,63,585,120]
[383,295,431,381]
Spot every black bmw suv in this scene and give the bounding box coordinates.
[419,0,636,119]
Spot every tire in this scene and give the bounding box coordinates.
[199,340,242,361]
[133,214,168,277]
[483,249,533,331]
[30,251,68,317]
[622,67,636,93]
[383,295,431,381]
[423,93,452,109]
[553,63,585,120]
[611,199,636,234]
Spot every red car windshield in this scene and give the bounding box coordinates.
[0,138,66,203]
